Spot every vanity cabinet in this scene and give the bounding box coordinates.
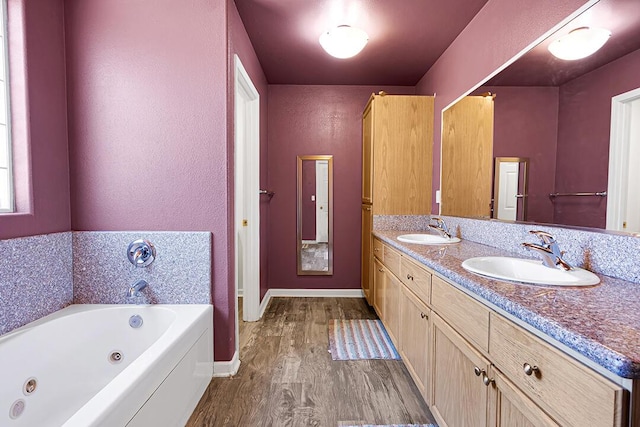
[431,312,491,427]
[490,314,626,427]
[361,93,433,304]
[372,235,628,427]
[399,284,431,401]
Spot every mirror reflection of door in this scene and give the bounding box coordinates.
[297,155,333,275]
[607,87,640,233]
[315,160,329,243]
[493,157,529,222]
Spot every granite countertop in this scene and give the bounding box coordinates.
[373,229,640,380]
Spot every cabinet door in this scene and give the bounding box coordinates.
[488,368,559,427]
[399,285,430,403]
[361,204,373,304]
[362,101,373,204]
[384,271,401,345]
[373,257,386,319]
[431,313,490,427]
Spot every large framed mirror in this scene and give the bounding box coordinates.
[441,0,640,234]
[297,155,333,275]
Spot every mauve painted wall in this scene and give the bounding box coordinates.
[0,0,70,239]
[301,160,316,241]
[64,0,234,360]
[228,0,270,301]
[554,48,640,228]
[478,86,558,223]
[415,0,590,214]
[267,85,415,290]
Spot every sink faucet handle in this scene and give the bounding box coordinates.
[529,230,556,245]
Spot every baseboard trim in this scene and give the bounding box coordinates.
[259,290,272,318]
[213,350,240,377]
[267,288,364,298]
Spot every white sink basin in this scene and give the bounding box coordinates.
[461,256,600,287]
[397,233,461,245]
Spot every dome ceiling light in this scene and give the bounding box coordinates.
[319,25,369,59]
[547,27,611,61]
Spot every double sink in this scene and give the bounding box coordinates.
[396,232,600,287]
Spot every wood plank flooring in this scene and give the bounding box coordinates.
[186,297,436,427]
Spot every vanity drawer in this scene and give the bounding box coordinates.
[383,244,401,278]
[431,276,489,352]
[400,256,431,305]
[490,314,626,427]
[373,238,384,261]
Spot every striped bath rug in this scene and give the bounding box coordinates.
[328,319,400,360]
[342,424,437,427]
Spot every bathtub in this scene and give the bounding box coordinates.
[0,304,213,427]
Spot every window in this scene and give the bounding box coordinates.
[0,0,11,212]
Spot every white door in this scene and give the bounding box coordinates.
[234,55,260,325]
[497,161,519,221]
[607,87,640,233]
[316,160,329,242]
[624,98,640,232]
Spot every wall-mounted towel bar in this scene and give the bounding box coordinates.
[549,191,607,198]
[259,189,275,198]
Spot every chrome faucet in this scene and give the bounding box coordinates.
[429,217,452,239]
[127,279,149,298]
[522,230,573,271]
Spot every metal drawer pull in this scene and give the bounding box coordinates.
[523,363,539,376]
[378,268,384,272]
[474,366,482,377]
[482,372,495,386]
[420,312,427,319]
[406,274,414,280]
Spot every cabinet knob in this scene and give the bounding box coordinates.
[420,312,427,319]
[523,363,539,376]
[473,366,482,377]
[378,268,384,272]
[374,248,380,252]
[482,372,495,387]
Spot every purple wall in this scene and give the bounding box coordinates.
[554,48,640,228]
[478,86,559,223]
[415,0,590,214]
[301,160,316,241]
[227,0,270,301]
[0,0,70,239]
[64,0,234,361]
[267,85,414,290]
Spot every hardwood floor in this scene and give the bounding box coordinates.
[186,297,436,427]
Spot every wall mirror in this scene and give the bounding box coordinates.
[297,155,333,275]
[440,0,640,234]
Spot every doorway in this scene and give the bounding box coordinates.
[234,53,260,363]
[607,87,640,232]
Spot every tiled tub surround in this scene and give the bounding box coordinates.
[73,231,212,305]
[374,228,640,381]
[0,232,73,335]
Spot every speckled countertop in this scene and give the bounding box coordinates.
[373,229,640,380]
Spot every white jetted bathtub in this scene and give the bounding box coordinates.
[0,304,213,427]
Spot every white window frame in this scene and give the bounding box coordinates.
[0,0,12,213]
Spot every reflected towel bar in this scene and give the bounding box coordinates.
[549,191,607,198]
[259,189,275,198]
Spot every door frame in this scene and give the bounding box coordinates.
[234,54,261,331]
[606,87,640,231]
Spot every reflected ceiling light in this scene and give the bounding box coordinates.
[319,25,369,59]
[548,27,611,61]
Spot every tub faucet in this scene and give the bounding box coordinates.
[429,217,452,239]
[522,230,573,271]
[127,279,149,298]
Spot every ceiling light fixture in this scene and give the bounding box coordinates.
[319,25,369,59]
[547,27,611,61]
